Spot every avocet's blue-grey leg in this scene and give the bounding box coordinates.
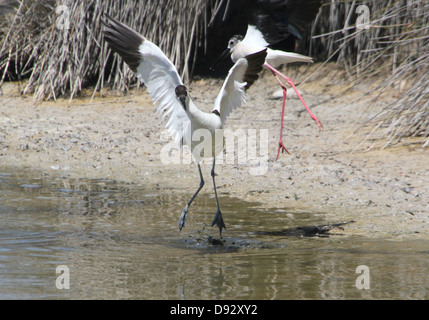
[210,158,226,236]
[178,164,204,231]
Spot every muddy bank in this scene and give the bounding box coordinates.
[1,63,428,238]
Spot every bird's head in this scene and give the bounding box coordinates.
[175,85,188,111]
[227,35,243,50]
[210,35,244,72]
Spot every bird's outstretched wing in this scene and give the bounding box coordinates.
[213,49,267,126]
[248,0,323,43]
[211,0,322,45]
[103,15,189,147]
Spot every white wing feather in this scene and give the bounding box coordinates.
[136,40,189,147]
[213,58,249,126]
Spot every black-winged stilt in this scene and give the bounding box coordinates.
[103,15,267,235]
[211,0,323,159]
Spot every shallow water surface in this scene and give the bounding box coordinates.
[0,167,428,299]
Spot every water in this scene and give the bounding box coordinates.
[0,167,428,299]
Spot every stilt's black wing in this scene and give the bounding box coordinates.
[249,0,323,43]
[211,0,322,44]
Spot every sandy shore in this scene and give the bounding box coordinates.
[1,63,428,238]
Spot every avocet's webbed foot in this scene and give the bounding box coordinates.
[178,205,189,231]
[211,209,226,236]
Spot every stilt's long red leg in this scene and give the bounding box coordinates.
[271,71,290,160]
[265,63,323,131]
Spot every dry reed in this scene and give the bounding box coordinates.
[0,0,427,147]
[310,0,428,148]
[0,0,217,102]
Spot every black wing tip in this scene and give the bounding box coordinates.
[102,13,127,31]
[101,12,113,25]
[102,15,145,73]
[243,49,267,90]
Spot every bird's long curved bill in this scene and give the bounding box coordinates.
[210,48,231,71]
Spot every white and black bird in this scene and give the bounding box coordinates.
[211,0,323,159]
[103,15,267,235]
